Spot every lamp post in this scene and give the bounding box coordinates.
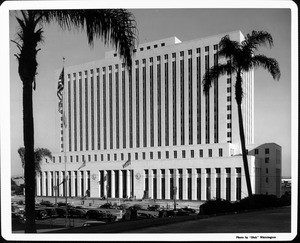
[106,185,109,204]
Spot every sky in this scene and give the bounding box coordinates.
[5,2,295,178]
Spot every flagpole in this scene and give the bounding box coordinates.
[62,57,69,228]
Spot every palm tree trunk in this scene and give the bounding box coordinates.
[235,73,253,197]
[23,80,37,233]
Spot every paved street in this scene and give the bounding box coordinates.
[125,206,291,233]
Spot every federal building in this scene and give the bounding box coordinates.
[37,30,282,201]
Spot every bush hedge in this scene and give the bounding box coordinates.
[199,193,291,215]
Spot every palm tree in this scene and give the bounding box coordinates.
[18,147,52,173]
[12,9,137,233]
[202,30,280,198]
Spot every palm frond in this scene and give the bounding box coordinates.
[242,30,274,53]
[251,54,281,80]
[38,9,137,68]
[17,147,26,168]
[203,63,233,94]
[218,35,240,59]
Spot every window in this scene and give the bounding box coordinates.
[166,151,169,159]
[164,54,168,60]
[161,43,165,47]
[265,157,270,163]
[150,57,153,63]
[53,157,56,163]
[172,53,176,58]
[265,148,269,154]
[188,49,192,55]
[76,155,78,162]
[266,168,269,174]
[157,56,161,61]
[227,114,232,119]
[114,153,117,161]
[227,96,231,102]
[214,44,218,50]
[135,60,139,65]
[133,49,137,53]
[143,59,146,64]
[154,44,158,48]
[158,151,161,159]
[227,78,231,84]
[107,154,110,161]
[94,154,97,161]
[196,48,201,53]
[205,46,209,52]
[180,51,184,56]
[199,149,203,157]
[227,123,231,128]
[147,46,151,50]
[266,177,269,183]
[208,149,212,157]
[114,53,117,57]
[150,152,153,159]
[216,168,221,173]
[101,154,104,161]
[219,148,223,157]
[227,87,231,93]
[121,153,124,160]
[135,152,138,160]
[236,168,241,173]
[174,151,177,159]
[191,150,194,158]
[143,152,146,160]
[88,155,91,161]
[227,132,232,137]
[140,47,144,51]
[182,150,186,158]
[255,149,259,154]
[226,168,231,173]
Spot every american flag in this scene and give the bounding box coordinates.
[57,68,64,114]
[122,159,131,168]
[77,159,86,170]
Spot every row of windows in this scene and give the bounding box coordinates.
[62,45,221,152]
[254,148,270,154]
[53,148,227,163]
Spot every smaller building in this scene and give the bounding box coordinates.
[248,143,282,197]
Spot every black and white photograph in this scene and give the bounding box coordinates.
[0,0,297,241]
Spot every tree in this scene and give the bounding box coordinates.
[202,30,280,198]
[18,147,52,173]
[12,9,137,233]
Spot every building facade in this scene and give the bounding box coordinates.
[37,30,281,201]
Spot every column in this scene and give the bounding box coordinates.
[221,168,226,200]
[104,171,108,198]
[126,170,131,198]
[119,170,123,198]
[77,171,82,197]
[211,168,216,199]
[192,168,197,200]
[36,173,40,196]
[111,170,115,198]
[83,171,88,196]
[174,169,179,200]
[42,172,46,196]
[231,168,237,201]
[201,169,206,200]
[165,169,170,199]
[182,168,188,200]
[71,171,75,196]
[157,169,162,199]
[149,169,153,199]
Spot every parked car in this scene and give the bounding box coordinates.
[55,207,67,217]
[68,208,87,218]
[175,208,190,216]
[85,209,117,222]
[82,221,106,227]
[99,203,114,209]
[181,207,196,214]
[40,201,53,207]
[42,207,59,218]
[35,208,49,220]
[57,202,72,208]
[147,205,160,211]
